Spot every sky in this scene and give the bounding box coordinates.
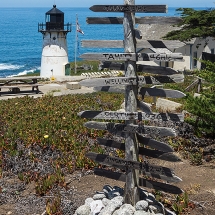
[1,0,215,8]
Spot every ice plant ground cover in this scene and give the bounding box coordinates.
[0,88,215,214]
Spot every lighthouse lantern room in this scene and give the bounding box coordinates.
[38,5,71,78]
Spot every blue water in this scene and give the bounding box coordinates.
[0,7,207,77]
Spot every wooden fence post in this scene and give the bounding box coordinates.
[123,0,140,205]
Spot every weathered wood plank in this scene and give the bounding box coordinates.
[137,100,152,114]
[139,87,186,98]
[89,5,167,13]
[87,152,181,182]
[93,86,186,99]
[80,53,136,61]
[78,110,184,122]
[79,75,184,87]
[81,40,185,49]
[84,121,176,137]
[136,133,173,152]
[80,53,184,62]
[136,64,179,75]
[97,138,181,162]
[86,17,182,25]
[94,168,183,194]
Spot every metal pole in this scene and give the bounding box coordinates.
[74,14,78,74]
[123,0,139,205]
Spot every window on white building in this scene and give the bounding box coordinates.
[193,51,197,68]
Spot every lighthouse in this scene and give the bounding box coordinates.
[38,5,71,78]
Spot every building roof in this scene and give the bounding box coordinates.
[46,5,64,15]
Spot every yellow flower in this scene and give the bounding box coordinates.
[44,135,49,139]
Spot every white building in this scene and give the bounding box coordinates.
[38,5,71,78]
[137,24,215,71]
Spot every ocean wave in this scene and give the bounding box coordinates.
[0,63,24,71]
[7,67,40,77]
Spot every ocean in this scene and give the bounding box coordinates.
[0,7,207,77]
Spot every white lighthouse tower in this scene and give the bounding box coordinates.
[38,5,71,78]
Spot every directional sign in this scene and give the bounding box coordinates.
[79,75,184,87]
[84,121,176,137]
[80,53,183,62]
[94,168,183,194]
[139,87,186,98]
[97,138,181,162]
[114,132,174,152]
[99,63,180,75]
[137,133,174,152]
[86,16,182,25]
[80,53,136,61]
[137,65,180,75]
[78,110,184,122]
[87,152,181,182]
[89,5,167,13]
[94,86,186,99]
[81,40,186,49]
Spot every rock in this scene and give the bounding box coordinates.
[103,185,113,195]
[93,193,106,200]
[116,204,136,215]
[85,197,94,206]
[99,200,122,215]
[74,205,91,215]
[107,190,121,199]
[90,200,104,215]
[102,198,111,206]
[134,211,150,215]
[165,208,176,215]
[111,196,124,204]
[135,200,149,211]
[148,205,163,214]
[139,189,148,200]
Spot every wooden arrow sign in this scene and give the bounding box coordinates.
[89,5,167,13]
[79,75,184,87]
[80,53,183,62]
[78,110,184,122]
[137,53,184,62]
[80,53,136,61]
[84,121,176,137]
[114,132,173,152]
[81,40,185,49]
[137,64,180,75]
[97,138,181,162]
[94,168,183,194]
[137,133,173,152]
[139,87,186,98]
[94,86,186,99]
[87,152,181,182]
[98,62,181,75]
[86,16,182,25]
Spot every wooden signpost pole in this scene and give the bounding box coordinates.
[123,0,139,205]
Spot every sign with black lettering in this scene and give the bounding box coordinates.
[89,5,167,13]
[94,86,186,99]
[78,110,184,122]
[97,138,181,162]
[113,133,174,152]
[80,53,183,62]
[87,152,181,182]
[84,121,176,137]
[86,17,182,25]
[94,168,183,194]
[79,74,184,87]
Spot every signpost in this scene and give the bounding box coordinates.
[80,52,184,62]
[77,0,185,206]
[79,74,184,87]
[86,16,182,25]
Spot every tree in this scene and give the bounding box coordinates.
[185,60,215,137]
[163,8,215,41]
